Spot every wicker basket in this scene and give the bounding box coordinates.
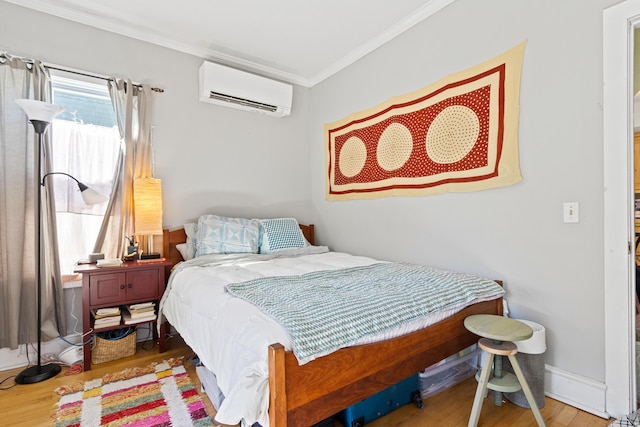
[91,329,137,365]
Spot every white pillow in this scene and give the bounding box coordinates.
[259,218,308,253]
[176,243,188,260]
[195,214,260,255]
[183,222,197,260]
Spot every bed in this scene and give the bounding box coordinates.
[160,217,503,427]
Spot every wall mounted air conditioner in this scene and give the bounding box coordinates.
[199,61,293,117]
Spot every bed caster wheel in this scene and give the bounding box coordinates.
[411,391,424,409]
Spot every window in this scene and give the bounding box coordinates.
[50,72,120,275]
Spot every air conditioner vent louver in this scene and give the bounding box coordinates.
[199,61,292,117]
[209,91,278,113]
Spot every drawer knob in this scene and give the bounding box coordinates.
[120,284,125,289]
[128,284,132,289]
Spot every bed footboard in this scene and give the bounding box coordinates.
[268,297,502,427]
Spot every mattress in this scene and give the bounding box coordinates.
[159,247,503,427]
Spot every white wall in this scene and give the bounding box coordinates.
[310,0,619,394]
[0,2,312,228]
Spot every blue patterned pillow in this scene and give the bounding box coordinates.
[259,218,308,253]
[195,215,260,255]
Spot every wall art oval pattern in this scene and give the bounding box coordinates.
[324,42,525,201]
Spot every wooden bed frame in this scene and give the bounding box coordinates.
[162,224,502,427]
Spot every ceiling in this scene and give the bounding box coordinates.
[6,0,455,87]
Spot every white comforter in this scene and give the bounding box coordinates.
[159,247,502,426]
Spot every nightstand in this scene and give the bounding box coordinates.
[74,259,172,371]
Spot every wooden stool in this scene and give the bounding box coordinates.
[464,314,546,427]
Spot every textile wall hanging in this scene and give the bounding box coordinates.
[325,42,525,201]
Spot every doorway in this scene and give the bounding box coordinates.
[634,26,640,413]
[603,0,640,419]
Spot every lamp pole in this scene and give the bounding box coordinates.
[15,118,62,384]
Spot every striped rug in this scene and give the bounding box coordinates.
[53,359,215,427]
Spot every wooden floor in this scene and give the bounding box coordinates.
[364,380,612,427]
[0,335,612,427]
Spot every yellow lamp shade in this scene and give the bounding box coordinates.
[133,178,163,235]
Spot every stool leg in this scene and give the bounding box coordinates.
[468,353,494,427]
[493,352,504,406]
[507,354,546,427]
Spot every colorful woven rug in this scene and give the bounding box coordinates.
[53,359,215,427]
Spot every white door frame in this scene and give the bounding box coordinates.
[603,0,639,418]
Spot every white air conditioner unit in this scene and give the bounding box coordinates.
[199,61,293,117]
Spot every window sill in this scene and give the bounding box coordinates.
[62,273,82,289]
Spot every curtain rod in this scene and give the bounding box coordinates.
[45,65,164,93]
[0,52,164,93]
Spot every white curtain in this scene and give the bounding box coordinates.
[93,80,153,258]
[0,53,65,348]
[51,120,120,274]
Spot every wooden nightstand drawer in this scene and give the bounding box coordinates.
[89,272,126,305]
[126,269,160,301]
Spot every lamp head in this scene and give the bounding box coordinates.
[41,172,108,206]
[79,186,108,205]
[15,99,63,134]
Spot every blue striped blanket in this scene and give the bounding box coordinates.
[225,262,504,364]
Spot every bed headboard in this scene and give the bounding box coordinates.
[162,227,187,272]
[162,223,315,276]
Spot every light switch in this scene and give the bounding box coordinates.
[563,202,579,223]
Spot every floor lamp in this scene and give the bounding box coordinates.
[14,99,107,384]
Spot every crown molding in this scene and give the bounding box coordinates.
[6,0,454,88]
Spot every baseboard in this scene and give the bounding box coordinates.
[0,346,29,371]
[0,327,160,372]
[544,364,609,419]
[0,333,81,372]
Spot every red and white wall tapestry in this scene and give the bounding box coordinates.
[325,42,525,201]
